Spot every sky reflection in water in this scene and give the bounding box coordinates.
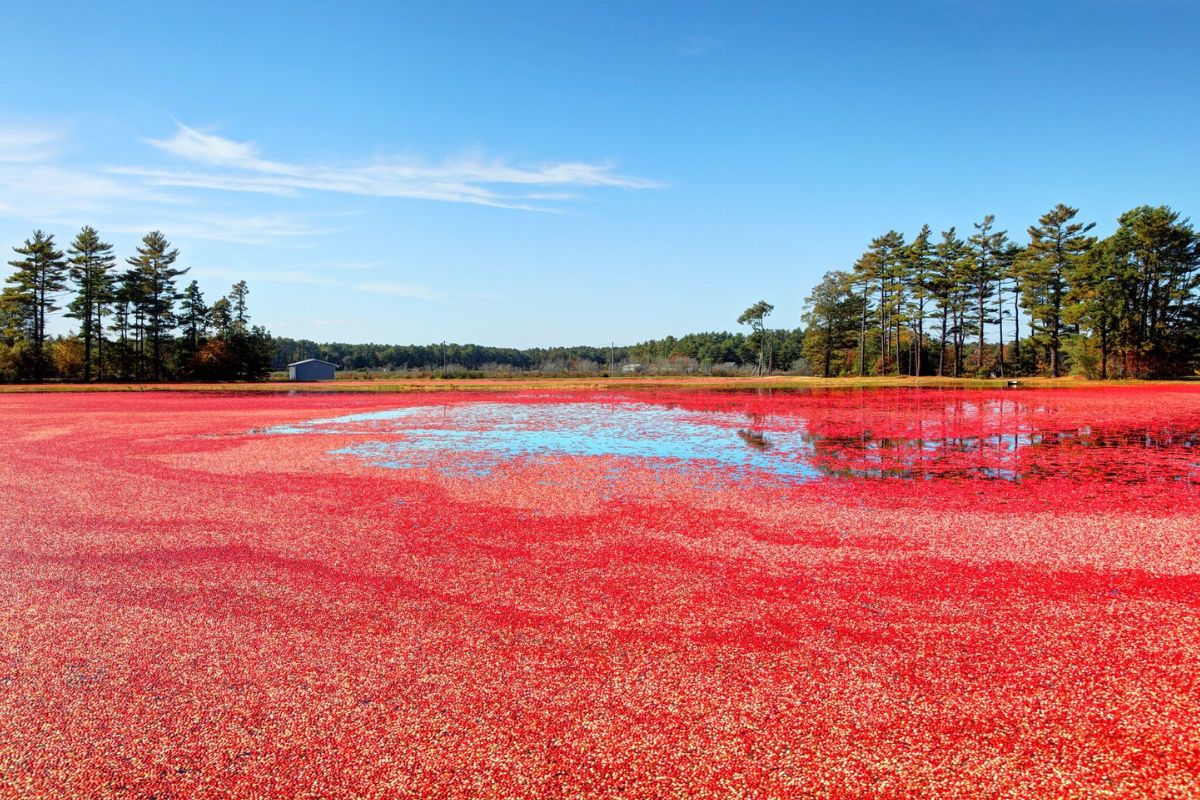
[266,397,1200,484]
[270,402,821,479]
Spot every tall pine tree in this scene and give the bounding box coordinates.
[177,280,209,371]
[127,231,186,380]
[931,228,969,377]
[4,231,67,382]
[967,215,1006,375]
[904,225,935,376]
[865,231,906,374]
[1021,204,1095,377]
[737,301,774,375]
[66,226,116,382]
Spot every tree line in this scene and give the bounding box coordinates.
[274,328,806,375]
[1,228,274,382]
[800,204,1200,379]
[5,203,1197,383]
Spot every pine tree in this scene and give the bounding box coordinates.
[931,228,969,377]
[209,296,233,337]
[228,280,250,329]
[865,231,905,374]
[967,215,1006,375]
[885,233,910,373]
[737,301,774,375]
[1021,204,1095,377]
[1103,206,1199,376]
[109,279,131,380]
[4,231,67,381]
[1066,238,1124,379]
[993,243,1022,376]
[127,232,186,380]
[1005,243,1026,366]
[196,282,275,380]
[113,268,147,379]
[904,225,934,376]
[66,226,116,382]
[238,325,277,380]
[177,280,209,369]
[850,252,877,376]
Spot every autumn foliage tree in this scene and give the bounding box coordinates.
[188,282,275,380]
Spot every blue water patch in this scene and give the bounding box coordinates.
[259,398,1200,484]
[266,401,823,480]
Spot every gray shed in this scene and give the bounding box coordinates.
[288,359,337,381]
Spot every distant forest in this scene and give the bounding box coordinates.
[3,203,1198,382]
[272,329,806,377]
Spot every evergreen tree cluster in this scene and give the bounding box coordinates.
[1,228,274,382]
[801,204,1200,379]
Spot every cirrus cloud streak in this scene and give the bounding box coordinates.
[109,123,661,211]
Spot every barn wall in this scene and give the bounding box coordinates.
[290,362,336,381]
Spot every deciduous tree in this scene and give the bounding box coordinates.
[802,271,857,377]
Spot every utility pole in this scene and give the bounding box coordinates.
[610,341,615,378]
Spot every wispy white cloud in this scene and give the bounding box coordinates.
[0,163,178,220]
[0,120,658,250]
[149,123,263,167]
[0,126,293,239]
[0,125,63,163]
[110,122,661,211]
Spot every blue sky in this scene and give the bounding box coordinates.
[1,0,1197,347]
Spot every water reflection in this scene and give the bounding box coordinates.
[796,417,1199,484]
[268,403,822,479]
[737,429,769,450]
[266,395,1200,485]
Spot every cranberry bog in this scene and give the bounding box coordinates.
[2,385,1199,798]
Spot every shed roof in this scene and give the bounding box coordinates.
[288,359,337,367]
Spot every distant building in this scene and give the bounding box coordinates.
[621,363,644,374]
[288,359,337,381]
